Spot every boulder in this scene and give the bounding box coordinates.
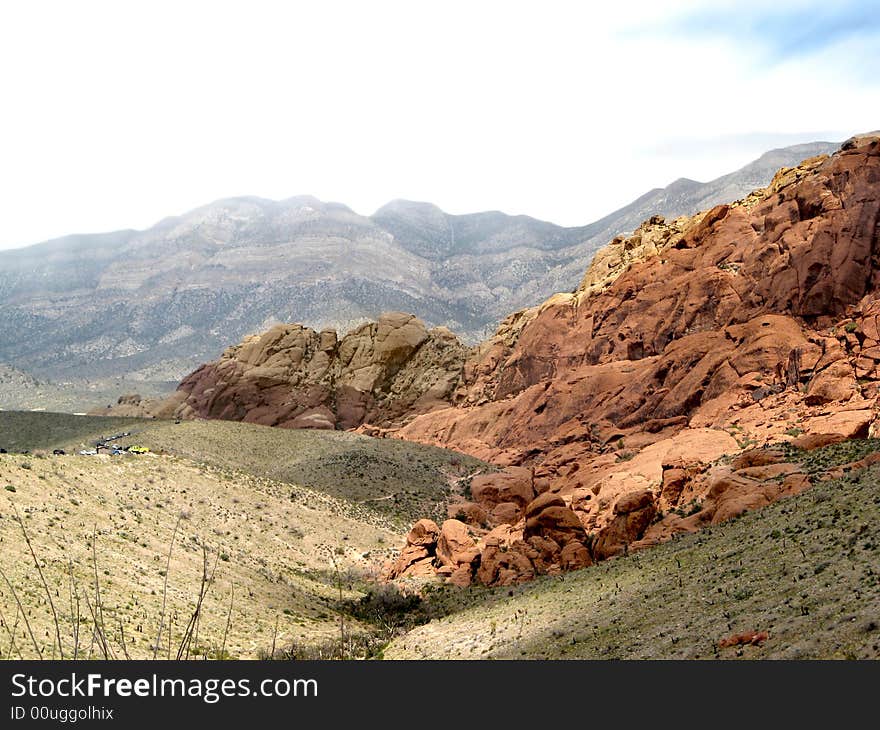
[447,564,475,588]
[476,538,536,586]
[614,489,655,515]
[593,490,657,560]
[449,501,488,527]
[406,519,440,548]
[805,409,873,440]
[805,360,857,405]
[790,432,846,451]
[524,505,587,546]
[559,540,592,571]
[490,502,523,526]
[470,467,536,509]
[436,520,479,568]
[524,492,566,520]
[730,449,786,470]
[700,465,811,525]
[384,545,433,579]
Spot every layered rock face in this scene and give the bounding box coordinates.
[147,312,468,430]
[386,136,880,585]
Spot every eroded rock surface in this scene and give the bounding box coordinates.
[388,136,880,585]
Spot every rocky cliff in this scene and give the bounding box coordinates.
[120,312,468,431]
[384,134,880,585]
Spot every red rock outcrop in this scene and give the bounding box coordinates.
[592,489,657,560]
[383,518,482,586]
[387,135,880,585]
[718,630,769,649]
[384,519,441,579]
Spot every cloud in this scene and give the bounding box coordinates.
[664,1,880,65]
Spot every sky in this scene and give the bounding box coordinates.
[0,0,878,249]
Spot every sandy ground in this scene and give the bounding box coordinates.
[0,451,402,659]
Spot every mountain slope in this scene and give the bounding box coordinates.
[0,141,837,392]
[601,141,837,235]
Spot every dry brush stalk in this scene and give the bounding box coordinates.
[176,544,219,660]
[11,502,64,658]
[0,603,24,660]
[0,565,42,659]
[153,514,183,660]
[220,584,234,660]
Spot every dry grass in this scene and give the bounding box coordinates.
[108,419,491,526]
[0,451,402,659]
[0,413,490,527]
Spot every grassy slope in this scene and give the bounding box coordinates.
[0,411,147,452]
[0,412,491,526]
[0,450,402,659]
[386,462,880,659]
[0,412,488,660]
[119,420,491,526]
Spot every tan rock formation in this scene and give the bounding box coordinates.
[126,312,469,429]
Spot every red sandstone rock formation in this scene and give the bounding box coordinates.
[718,630,769,649]
[387,135,880,584]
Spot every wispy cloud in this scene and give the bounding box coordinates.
[664,1,880,66]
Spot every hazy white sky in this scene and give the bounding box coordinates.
[0,0,878,249]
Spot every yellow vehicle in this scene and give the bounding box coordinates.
[128,445,150,454]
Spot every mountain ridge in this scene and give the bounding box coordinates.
[0,140,838,397]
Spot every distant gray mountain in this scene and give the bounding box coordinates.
[600,141,839,233]
[0,140,838,386]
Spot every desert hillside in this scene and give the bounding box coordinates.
[385,441,880,659]
[0,414,486,659]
